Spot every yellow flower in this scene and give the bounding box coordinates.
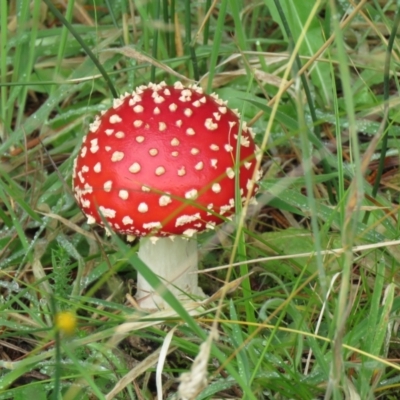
[55,311,77,336]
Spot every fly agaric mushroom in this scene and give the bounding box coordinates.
[73,81,261,309]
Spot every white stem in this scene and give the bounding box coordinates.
[136,235,204,309]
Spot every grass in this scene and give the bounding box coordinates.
[1,0,400,399]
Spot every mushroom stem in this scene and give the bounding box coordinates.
[136,236,204,309]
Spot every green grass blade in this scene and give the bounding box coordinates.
[372,7,400,197]
[43,0,118,98]
[265,0,331,105]
[206,0,228,92]
[0,0,7,139]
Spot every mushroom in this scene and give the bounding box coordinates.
[73,81,261,309]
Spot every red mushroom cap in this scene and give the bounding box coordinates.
[73,81,261,237]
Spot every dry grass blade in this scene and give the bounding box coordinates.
[36,211,105,243]
[198,238,400,272]
[109,306,205,348]
[157,326,178,400]
[105,345,176,400]
[106,47,195,83]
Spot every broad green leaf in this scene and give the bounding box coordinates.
[250,228,341,275]
[262,179,387,243]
